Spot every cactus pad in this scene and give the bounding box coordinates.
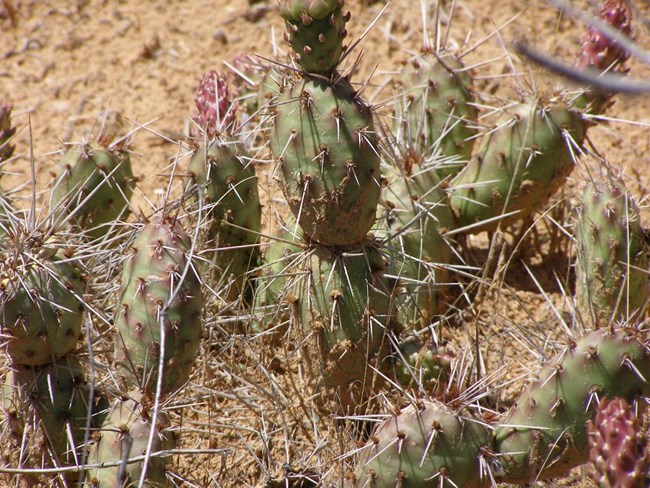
[52,144,135,239]
[0,251,85,366]
[574,175,648,327]
[115,217,203,398]
[494,329,650,484]
[272,76,381,245]
[448,100,585,233]
[88,398,175,487]
[280,0,349,75]
[354,399,492,487]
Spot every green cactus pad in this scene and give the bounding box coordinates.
[87,398,175,487]
[574,175,648,327]
[115,217,203,398]
[2,357,108,484]
[188,137,261,304]
[272,76,381,245]
[448,100,585,234]
[375,163,454,327]
[257,239,397,409]
[494,329,650,484]
[0,252,85,366]
[51,144,135,239]
[304,243,396,388]
[396,52,477,178]
[354,399,492,487]
[280,0,349,75]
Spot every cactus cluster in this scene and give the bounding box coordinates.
[1,0,649,486]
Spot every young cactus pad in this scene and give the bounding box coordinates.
[272,76,381,245]
[191,70,238,139]
[115,217,203,398]
[574,0,633,114]
[493,328,650,484]
[448,100,585,233]
[280,0,349,75]
[51,144,135,238]
[354,399,492,487]
[574,175,648,327]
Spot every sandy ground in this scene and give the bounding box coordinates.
[2,0,650,486]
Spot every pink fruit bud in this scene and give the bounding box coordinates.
[191,70,238,139]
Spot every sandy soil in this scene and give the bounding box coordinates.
[2,0,650,487]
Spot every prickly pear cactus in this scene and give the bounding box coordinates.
[188,137,261,304]
[87,398,175,488]
[587,397,650,488]
[448,99,585,233]
[280,0,349,75]
[0,247,85,366]
[376,163,454,327]
[114,216,203,398]
[574,175,648,327]
[354,399,492,487]
[272,76,381,245]
[51,142,135,239]
[396,51,477,179]
[302,242,397,407]
[0,101,15,164]
[494,329,650,484]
